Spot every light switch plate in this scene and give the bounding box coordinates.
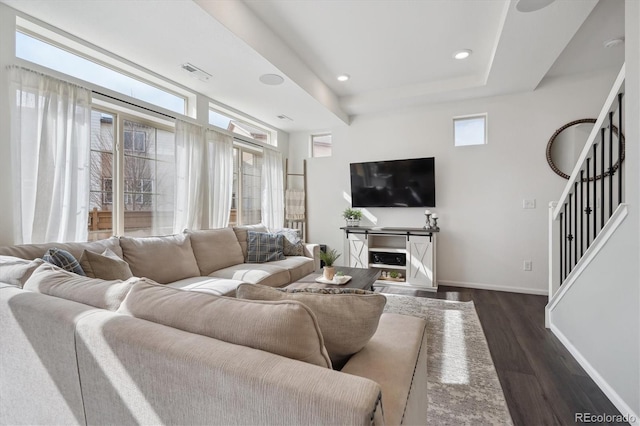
[523,199,536,209]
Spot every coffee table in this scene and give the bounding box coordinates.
[285,266,380,291]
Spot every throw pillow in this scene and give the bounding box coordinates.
[118,281,332,368]
[0,256,45,288]
[236,284,387,369]
[119,234,200,284]
[246,231,285,263]
[42,248,86,276]
[274,228,305,256]
[79,249,134,281]
[24,263,143,311]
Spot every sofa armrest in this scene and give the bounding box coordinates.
[304,243,321,271]
[75,312,384,425]
[342,312,428,426]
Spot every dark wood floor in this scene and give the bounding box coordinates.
[375,285,622,426]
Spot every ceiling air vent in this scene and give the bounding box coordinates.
[181,63,211,82]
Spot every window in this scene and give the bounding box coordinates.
[88,108,175,240]
[209,108,275,146]
[124,130,146,152]
[229,144,263,226]
[454,114,487,147]
[16,30,187,114]
[311,133,332,157]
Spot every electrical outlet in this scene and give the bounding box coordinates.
[523,260,532,271]
[522,199,536,209]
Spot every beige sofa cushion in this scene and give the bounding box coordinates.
[342,313,427,426]
[118,281,332,368]
[265,256,315,283]
[233,224,268,259]
[119,234,200,284]
[79,249,133,281]
[167,276,243,297]
[0,256,45,288]
[186,228,244,275]
[236,285,386,368]
[23,263,140,311]
[209,263,290,287]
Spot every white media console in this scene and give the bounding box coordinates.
[341,226,437,291]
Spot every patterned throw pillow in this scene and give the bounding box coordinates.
[275,228,305,256]
[246,231,286,263]
[42,248,86,276]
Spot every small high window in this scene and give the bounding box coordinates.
[454,114,487,147]
[209,108,274,146]
[311,133,332,157]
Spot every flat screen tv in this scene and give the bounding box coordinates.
[350,157,435,207]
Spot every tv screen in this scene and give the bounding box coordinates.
[350,157,435,207]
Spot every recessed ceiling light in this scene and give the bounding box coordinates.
[604,38,624,48]
[453,50,472,60]
[337,74,350,82]
[259,74,284,86]
[516,0,555,13]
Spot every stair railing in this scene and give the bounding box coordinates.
[549,65,626,298]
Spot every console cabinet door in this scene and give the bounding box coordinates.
[346,233,368,268]
[406,235,435,288]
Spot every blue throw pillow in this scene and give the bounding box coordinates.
[42,247,86,276]
[246,231,285,263]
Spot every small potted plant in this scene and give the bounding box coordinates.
[319,248,341,280]
[342,207,363,227]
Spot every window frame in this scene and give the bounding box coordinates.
[209,106,276,147]
[310,133,332,157]
[90,104,175,238]
[15,19,193,117]
[453,113,488,147]
[230,141,264,226]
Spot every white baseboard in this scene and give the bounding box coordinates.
[438,280,548,296]
[551,324,639,426]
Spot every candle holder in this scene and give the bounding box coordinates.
[424,212,433,231]
[431,216,440,232]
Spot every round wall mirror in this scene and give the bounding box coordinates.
[546,119,625,180]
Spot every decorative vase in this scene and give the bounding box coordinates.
[346,218,360,227]
[323,266,336,281]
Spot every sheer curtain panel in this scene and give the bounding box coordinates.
[206,129,234,228]
[261,148,284,230]
[173,120,205,232]
[9,67,91,244]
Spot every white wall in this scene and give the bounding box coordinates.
[550,0,640,420]
[291,71,618,294]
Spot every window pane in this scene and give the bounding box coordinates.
[209,109,273,145]
[16,31,186,114]
[229,148,239,226]
[123,120,175,236]
[89,111,114,241]
[312,134,332,157]
[454,115,486,146]
[241,150,262,225]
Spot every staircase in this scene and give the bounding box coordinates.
[547,65,627,312]
[545,63,640,425]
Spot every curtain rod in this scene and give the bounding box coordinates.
[92,90,176,120]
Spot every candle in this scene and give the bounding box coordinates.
[432,213,438,219]
[424,209,431,215]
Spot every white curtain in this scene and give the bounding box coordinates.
[206,129,234,228]
[8,67,91,244]
[261,148,284,230]
[173,120,205,232]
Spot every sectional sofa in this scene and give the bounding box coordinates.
[0,225,429,425]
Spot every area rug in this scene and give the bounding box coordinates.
[383,294,513,425]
